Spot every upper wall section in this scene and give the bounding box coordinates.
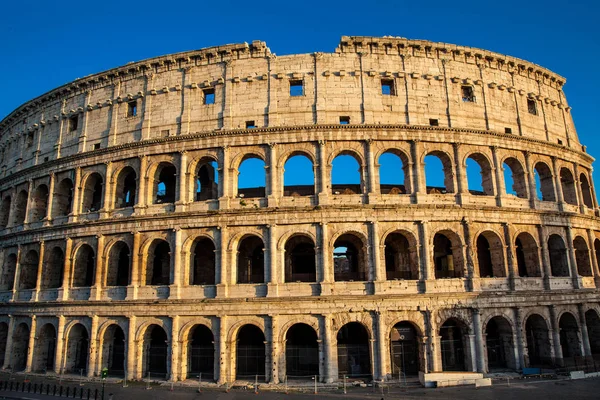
[0,36,581,176]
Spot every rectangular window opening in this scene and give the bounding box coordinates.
[43,157,49,162]
[527,98,537,115]
[429,118,439,127]
[461,85,475,102]
[381,79,396,96]
[26,132,34,148]
[505,127,512,134]
[160,129,170,137]
[203,88,215,105]
[93,143,101,150]
[246,121,256,129]
[557,139,563,145]
[290,80,304,97]
[127,101,137,117]
[68,115,78,132]
[339,116,350,125]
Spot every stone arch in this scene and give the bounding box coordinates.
[114,166,137,208]
[0,196,11,228]
[285,323,319,378]
[560,167,578,206]
[235,324,266,380]
[11,189,28,226]
[0,252,17,291]
[580,173,593,208]
[573,236,592,277]
[11,322,30,372]
[548,234,569,277]
[585,309,600,355]
[65,323,89,374]
[432,230,464,279]
[485,316,516,370]
[277,317,321,345]
[559,312,583,365]
[19,249,39,290]
[33,323,57,372]
[141,324,169,378]
[332,231,368,281]
[193,156,219,201]
[383,230,419,280]
[186,324,215,379]
[145,239,171,286]
[515,232,541,277]
[331,150,364,195]
[283,152,315,197]
[190,236,216,285]
[237,235,265,284]
[236,154,266,198]
[284,234,316,283]
[534,162,555,202]
[502,157,528,198]
[101,324,126,376]
[72,243,95,287]
[29,184,49,222]
[390,321,422,376]
[439,318,469,371]
[81,172,104,213]
[153,162,177,204]
[106,240,130,287]
[52,177,74,217]
[424,150,454,194]
[337,321,372,378]
[378,149,411,195]
[42,246,64,289]
[465,152,494,196]
[475,230,506,278]
[525,313,552,367]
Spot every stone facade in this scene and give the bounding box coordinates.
[0,36,599,384]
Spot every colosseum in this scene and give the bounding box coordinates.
[0,35,599,387]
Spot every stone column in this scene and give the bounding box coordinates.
[267,143,279,207]
[2,315,14,369]
[218,146,231,209]
[317,140,329,206]
[269,315,279,383]
[492,146,504,207]
[319,223,333,295]
[472,309,486,373]
[537,225,551,289]
[23,180,34,224]
[513,308,526,369]
[100,161,113,218]
[126,316,136,380]
[25,316,36,372]
[170,229,182,300]
[170,316,180,381]
[419,220,433,282]
[127,232,141,300]
[60,237,73,301]
[586,229,600,288]
[462,218,476,290]
[375,312,389,380]
[175,151,188,212]
[33,241,45,301]
[551,157,565,210]
[565,225,580,288]
[267,224,279,297]
[503,223,516,289]
[321,314,336,382]
[411,140,425,202]
[549,306,563,366]
[578,304,592,357]
[524,151,537,208]
[216,226,229,298]
[431,334,442,372]
[11,245,22,301]
[365,139,378,203]
[44,173,55,224]
[91,235,104,300]
[54,316,66,374]
[574,163,585,213]
[217,316,228,384]
[134,155,147,215]
[70,167,82,221]
[370,221,384,285]
[453,142,467,204]
[87,316,99,377]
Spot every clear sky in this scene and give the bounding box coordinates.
[1,0,598,189]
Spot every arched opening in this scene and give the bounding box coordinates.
[466,154,494,196]
[337,322,371,379]
[154,163,177,204]
[81,173,103,212]
[237,236,264,284]
[29,185,49,222]
[285,323,318,378]
[384,232,418,280]
[33,324,56,372]
[187,325,214,379]
[236,325,265,379]
[424,152,454,194]
[52,178,74,217]
[525,314,552,367]
[283,154,315,196]
[559,313,582,365]
[476,232,506,278]
[42,247,64,289]
[65,323,88,374]
[238,156,266,198]
[0,196,11,228]
[102,325,125,377]
[195,159,219,201]
[190,238,216,285]
[331,153,362,195]
[333,233,367,281]
[485,317,515,370]
[534,162,555,202]
[433,232,463,279]
[548,234,569,277]
[379,150,410,195]
[515,233,541,277]
[503,158,528,198]
[115,167,136,208]
[574,237,592,277]
[72,244,95,287]
[19,250,39,290]
[560,168,578,206]
[580,173,593,208]
[11,190,28,226]
[0,253,17,291]
[143,324,168,377]
[284,235,316,282]
[440,319,468,371]
[390,322,420,376]
[0,322,8,367]
[584,310,600,356]
[106,241,130,287]
[11,323,30,372]
[146,240,171,286]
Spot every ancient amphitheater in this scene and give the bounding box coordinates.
[0,35,599,386]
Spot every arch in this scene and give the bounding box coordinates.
[41,246,64,289]
[525,314,552,367]
[440,318,468,371]
[560,168,578,206]
[0,196,11,228]
[433,231,464,279]
[331,152,363,195]
[390,321,421,376]
[52,178,74,217]
[548,234,569,277]
[337,322,372,378]
[142,324,168,377]
[580,173,593,208]
[194,158,219,201]
[33,323,56,372]
[515,232,541,277]
[114,166,136,208]
[559,312,583,366]
[534,162,555,202]
[574,236,592,277]
[476,231,506,278]
[333,233,368,281]
[101,324,126,376]
[19,250,39,290]
[29,184,49,222]
[146,239,171,286]
[106,241,130,287]
[11,323,30,372]
[485,316,516,370]
[237,156,266,198]
[378,150,410,195]
[65,323,89,374]
[284,234,316,283]
[81,172,104,212]
[187,324,214,379]
[585,309,600,355]
[424,151,454,194]
[72,244,95,287]
[236,324,266,379]
[190,237,216,285]
[0,322,7,367]
[0,253,17,291]
[11,190,28,226]
[283,154,315,196]
[285,323,318,378]
[237,235,264,284]
[154,162,177,204]
[384,231,418,280]
[465,153,494,196]
[503,157,528,198]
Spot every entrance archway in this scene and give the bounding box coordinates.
[525,314,552,367]
[337,322,371,379]
[559,313,582,366]
[390,322,420,376]
[485,317,516,370]
[0,322,7,367]
[11,323,29,372]
[33,324,56,372]
[102,325,126,376]
[187,325,214,380]
[65,324,89,374]
[235,325,265,380]
[585,310,600,357]
[440,319,467,371]
[285,323,318,378]
[143,325,168,378]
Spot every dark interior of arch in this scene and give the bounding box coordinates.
[503,158,528,198]
[107,242,130,287]
[66,324,88,374]
[285,235,316,282]
[0,196,11,228]
[390,322,420,376]
[12,323,30,372]
[334,234,366,281]
[0,322,7,367]
[337,322,371,378]
[285,323,318,377]
[559,313,582,360]
[580,173,594,208]
[574,237,592,277]
[155,163,177,204]
[30,185,49,222]
[82,173,103,212]
[12,190,28,225]
[146,325,168,374]
[116,167,136,208]
[534,163,555,202]
[191,238,216,285]
[560,168,578,206]
[548,234,569,277]
[104,325,125,375]
[525,315,552,366]
[196,160,219,201]
[53,178,74,217]
[440,319,466,371]
[237,236,264,284]
[148,240,171,285]
[72,245,95,287]
[433,233,462,279]
[188,325,214,378]
[33,323,56,372]
[42,246,64,289]
[0,253,17,291]
[515,233,541,277]
[585,310,600,355]
[236,325,265,378]
[485,317,514,370]
[385,232,418,280]
[19,250,39,290]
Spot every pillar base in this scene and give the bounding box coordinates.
[216,284,229,298]
[266,283,279,297]
[319,282,334,296]
[126,285,138,300]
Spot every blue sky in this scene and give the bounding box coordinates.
[1,0,598,191]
